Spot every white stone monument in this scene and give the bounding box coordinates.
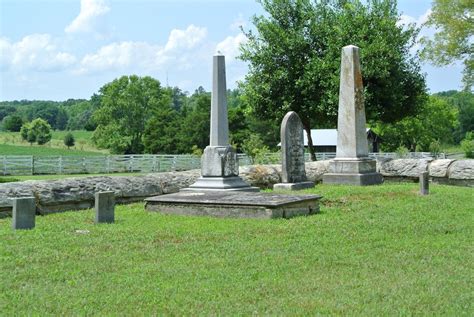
[323,45,383,185]
[185,54,258,191]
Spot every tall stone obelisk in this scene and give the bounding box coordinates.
[185,53,258,191]
[323,45,383,185]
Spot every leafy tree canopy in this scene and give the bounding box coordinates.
[376,95,458,151]
[92,75,164,154]
[240,0,427,160]
[3,114,23,132]
[20,118,52,145]
[421,0,473,90]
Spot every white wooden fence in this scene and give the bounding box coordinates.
[0,152,444,176]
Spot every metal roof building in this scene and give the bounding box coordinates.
[279,128,380,152]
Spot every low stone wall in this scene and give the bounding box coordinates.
[0,159,472,217]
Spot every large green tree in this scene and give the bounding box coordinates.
[143,88,181,154]
[240,0,426,160]
[421,0,473,90]
[376,95,458,151]
[92,75,164,154]
[2,114,23,132]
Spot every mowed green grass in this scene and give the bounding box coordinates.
[0,143,103,156]
[0,130,107,155]
[0,184,472,315]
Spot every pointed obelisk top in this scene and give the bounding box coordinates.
[210,54,229,146]
[335,45,369,158]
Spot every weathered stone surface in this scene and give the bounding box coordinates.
[420,172,429,195]
[187,53,254,192]
[448,160,474,179]
[1,159,472,217]
[335,45,369,159]
[95,191,115,224]
[145,191,321,219]
[305,161,330,182]
[273,181,315,191]
[280,111,307,183]
[201,146,238,177]
[210,54,229,147]
[429,159,455,178]
[12,197,36,230]
[0,170,200,216]
[379,159,430,178]
[239,165,281,189]
[323,45,381,185]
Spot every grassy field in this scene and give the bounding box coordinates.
[0,130,107,154]
[0,143,103,156]
[0,183,472,315]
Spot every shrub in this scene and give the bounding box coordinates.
[242,134,270,164]
[64,132,75,149]
[19,119,52,145]
[429,140,441,158]
[395,145,409,158]
[461,132,474,158]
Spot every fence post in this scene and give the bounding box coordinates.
[172,155,177,171]
[58,156,63,174]
[106,156,110,173]
[152,155,157,172]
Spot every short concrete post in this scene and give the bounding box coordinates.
[12,197,36,230]
[95,191,115,224]
[420,171,429,195]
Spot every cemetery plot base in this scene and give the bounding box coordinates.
[323,172,383,186]
[273,181,315,191]
[145,191,322,219]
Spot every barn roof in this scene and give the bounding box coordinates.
[278,128,375,146]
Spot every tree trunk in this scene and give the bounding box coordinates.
[302,122,316,161]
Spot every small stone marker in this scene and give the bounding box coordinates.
[274,111,314,190]
[323,45,382,186]
[94,191,115,224]
[12,197,36,230]
[420,172,429,195]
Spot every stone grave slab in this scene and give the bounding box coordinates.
[145,191,321,219]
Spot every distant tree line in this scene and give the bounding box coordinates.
[1,0,472,156]
[2,74,472,156]
[0,98,97,132]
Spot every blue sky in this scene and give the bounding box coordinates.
[0,0,464,101]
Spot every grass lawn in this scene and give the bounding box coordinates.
[0,130,106,154]
[0,143,103,156]
[0,184,472,315]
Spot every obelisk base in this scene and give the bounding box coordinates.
[183,176,259,192]
[273,181,315,191]
[323,158,383,186]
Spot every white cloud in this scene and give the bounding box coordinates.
[216,33,247,62]
[65,0,110,33]
[0,34,76,72]
[398,9,432,28]
[77,41,162,73]
[77,25,208,74]
[164,25,207,51]
[397,9,435,54]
